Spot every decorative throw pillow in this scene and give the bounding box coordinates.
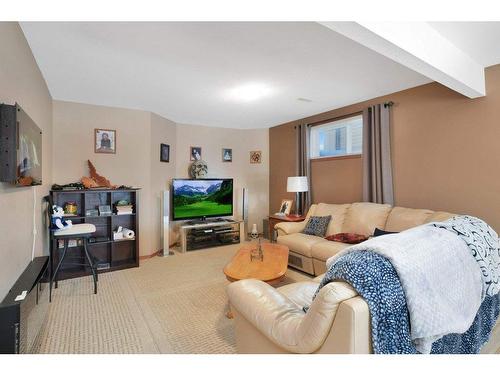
[373,228,398,237]
[325,233,368,244]
[302,215,332,237]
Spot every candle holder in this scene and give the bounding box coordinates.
[249,231,264,262]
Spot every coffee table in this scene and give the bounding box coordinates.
[223,242,289,285]
[224,242,289,318]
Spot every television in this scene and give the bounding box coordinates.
[0,103,42,186]
[172,178,233,221]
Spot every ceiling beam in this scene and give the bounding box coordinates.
[320,22,485,98]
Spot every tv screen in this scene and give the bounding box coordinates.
[0,104,42,186]
[172,178,233,220]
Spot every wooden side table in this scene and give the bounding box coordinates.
[268,214,306,242]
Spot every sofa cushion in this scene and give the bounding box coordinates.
[384,206,434,232]
[277,233,327,257]
[313,203,350,236]
[302,215,331,237]
[424,211,456,223]
[342,202,392,236]
[311,241,351,262]
[277,281,318,308]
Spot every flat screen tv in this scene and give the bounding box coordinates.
[0,103,42,186]
[172,178,233,221]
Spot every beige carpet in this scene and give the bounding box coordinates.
[34,243,311,354]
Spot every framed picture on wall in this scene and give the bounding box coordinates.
[160,143,170,162]
[250,150,262,164]
[95,128,116,154]
[190,146,202,161]
[222,148,232,162]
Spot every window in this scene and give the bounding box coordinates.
[310,114,363,158]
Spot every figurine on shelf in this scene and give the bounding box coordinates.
[51,205,73,230]
[81,160,116,189]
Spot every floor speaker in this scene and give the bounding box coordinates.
[159,189,172,257]
[242,187,249,241]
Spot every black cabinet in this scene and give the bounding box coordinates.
[49,189,140,280]
[0,257,49,354]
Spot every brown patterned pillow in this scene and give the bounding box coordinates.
[325,233,368,244]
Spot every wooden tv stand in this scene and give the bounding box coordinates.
[179,219,245,253]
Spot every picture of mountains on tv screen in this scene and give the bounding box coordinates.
[173,179,233,219]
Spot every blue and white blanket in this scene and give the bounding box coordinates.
[314,215,500,354]
[314,250,500,354]
[431,215,500,298]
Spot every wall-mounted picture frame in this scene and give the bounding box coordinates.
[160,143,170,162]
[95,128,116,154]
[190,146,202,161]
[222,148,232,162]
[279,199,293,215]
[250,150,262,164]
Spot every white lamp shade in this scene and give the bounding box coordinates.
[287,176,309,192]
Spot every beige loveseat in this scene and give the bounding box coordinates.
[276,202,455,276]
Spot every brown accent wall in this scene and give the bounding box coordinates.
[269,64,500,231]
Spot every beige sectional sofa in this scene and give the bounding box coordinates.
[226,202,498,354]
[276,202,455,276]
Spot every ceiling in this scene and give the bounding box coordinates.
[429,22,500,67]
[21,22,434,129]
[20,22,500,129]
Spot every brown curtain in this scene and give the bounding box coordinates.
[296,124,312,211]
[362,104,394,205]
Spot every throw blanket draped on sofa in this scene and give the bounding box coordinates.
[430,215,500,298]
[315,215,500,353]
[326,223,483,353]
[313,250,500,354]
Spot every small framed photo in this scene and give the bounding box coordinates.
[190,146,202,161]
[279,199,293,215]
[95,129,116,154]
[160,143,170,162]
[250,150,262,164]
[222,148,232,162]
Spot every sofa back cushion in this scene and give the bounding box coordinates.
[342,202,392,236]
[313,203,350,236]
[424,211,456,223]
[384,207,434,232]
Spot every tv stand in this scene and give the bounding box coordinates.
[186,217,231,225]
[179,220,244,253]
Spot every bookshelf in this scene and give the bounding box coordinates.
[49,188,140,280]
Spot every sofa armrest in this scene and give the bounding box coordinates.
[227,279,358,353]
[275,221,307,236]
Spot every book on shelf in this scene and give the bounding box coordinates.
[115,204,133,215]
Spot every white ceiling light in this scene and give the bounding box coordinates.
[225,82,273,102]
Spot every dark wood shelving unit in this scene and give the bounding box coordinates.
[49,188,140,280]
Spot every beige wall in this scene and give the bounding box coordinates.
[175,124,269,232]
[269,64,500,232]
[0,23,53,299]
[52,102,269,255]
[150,113,177,251]
[52,100,154,256]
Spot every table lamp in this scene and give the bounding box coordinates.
[287,176,309,216]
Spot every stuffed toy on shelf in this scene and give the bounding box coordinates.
[51,205,73,230]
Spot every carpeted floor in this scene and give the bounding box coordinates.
[34,243,311,354]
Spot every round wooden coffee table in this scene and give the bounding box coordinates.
[223,242,289,285]
[223,242,289,318]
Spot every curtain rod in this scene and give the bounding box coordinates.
[384,101,394,108]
